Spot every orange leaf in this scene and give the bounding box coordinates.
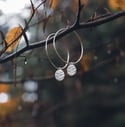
[0,97,20,117]
[108,0,125,11]
[0,84,9,92]
[5,26,22,53]
[80,53,93,74]
[50,0,58,10]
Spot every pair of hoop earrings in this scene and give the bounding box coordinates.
[45,27,83,81]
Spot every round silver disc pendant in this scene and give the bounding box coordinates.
[67,64,77,76]
[55,69,65,81]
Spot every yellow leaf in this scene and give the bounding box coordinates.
[108,0,125,11]
[0,98,20,117]
[79,53,93,75]
[0,84,9,92]
[50,0,58,10]
[5,26,22,53]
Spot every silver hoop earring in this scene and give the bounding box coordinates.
[53,30,83,76]
[45,32,69,81]
[53,27,69,63]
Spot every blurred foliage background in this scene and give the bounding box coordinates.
[0,0,125,127]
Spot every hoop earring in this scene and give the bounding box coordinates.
[53,30,83,76]
[53,27,69,63]
[45,32,69,81]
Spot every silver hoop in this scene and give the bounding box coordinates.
[71,31,83,64]
[45,32,69,81]
[53,27,69,63]
[53,30,83,76]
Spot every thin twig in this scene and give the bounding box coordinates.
[75,0,84,26]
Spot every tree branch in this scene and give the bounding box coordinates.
[74,0,84,26]
[0,10,125,63]
[79,11,125,29]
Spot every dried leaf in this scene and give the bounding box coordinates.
[80,53,93,74]
[0,94,20,117]
[108,0,125,11]
[0,84,9,92]
[49,0,58,10]
[5,26,22,53]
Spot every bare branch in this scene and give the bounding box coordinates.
[0,10,125,63]
[0,0,125,64]
[78,11,125,29]
[20,26,29,46]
